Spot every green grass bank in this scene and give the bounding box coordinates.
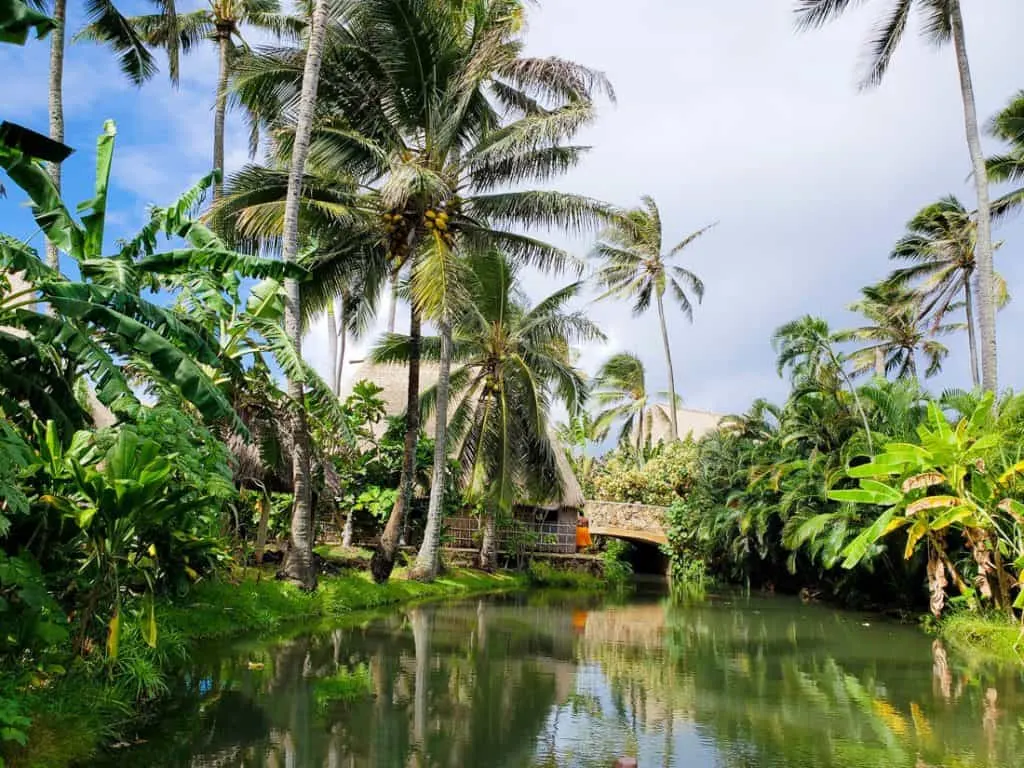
[2,567,532,768]
[940,612,1024,665]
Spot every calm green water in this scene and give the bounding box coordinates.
[99,589,1024,767]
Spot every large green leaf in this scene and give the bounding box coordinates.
[0,0,55,44]
[78,120,116,258]
[828,478,902,507]
[0,146,82,254]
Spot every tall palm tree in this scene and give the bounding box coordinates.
[232,0,615,582]
[106,0,303,199]
[592,352,679,456]
[840,283,959,380]
[41,0,159,270]
[592,196,713,441]
[372,250,599,572]
[277,0,330,590]
[795,0,999,393]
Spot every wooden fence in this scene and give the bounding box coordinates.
[443,516,575,555]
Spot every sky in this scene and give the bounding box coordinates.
[2,0,1024,418]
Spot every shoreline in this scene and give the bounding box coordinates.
[3,568,536,768]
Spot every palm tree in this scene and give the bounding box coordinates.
[986,91,1024,216]
[107,0,303,199]
[371,250,599,572]
[231,0,616,582]
[592,196,713,441]
[277,0,330,590]
[592,352,679,456]
[1,0,54,43]
[771,315,873,452]
[840,283,959,380]
[795,0,999,393]
[886,196,981,386]
[40,0,159,270]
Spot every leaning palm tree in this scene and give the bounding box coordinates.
[592,352,679,456]
[103,0,303,199]
[795,0,999,393]
[772,315,873,452]
[886,196,1007,388]
[840,283,959,381]
[231,0,616,582]
[371,251,600,572]
[591,196,712,441]
[276,0,331,589]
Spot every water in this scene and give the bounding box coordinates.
[101,589,1024,767]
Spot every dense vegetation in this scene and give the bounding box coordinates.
[2,0,1024,762]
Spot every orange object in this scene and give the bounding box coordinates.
[571,610,588,632]
[575,519,592,549]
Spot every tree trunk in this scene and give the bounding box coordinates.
[340,509,354,548]
[479,509,497,571]
[279,0,331,591]
[336,295,347,394]
[45,0,66,271]
[411,318,451,581]
[949,2,997,392]
[963,274,980,388]
[387,273,399,334]
[371,305,421,583]
[255,493,270,567]
[213,27,231,200]
[873,348,885,378]
[655,291,680,441]
[326,301,339,396]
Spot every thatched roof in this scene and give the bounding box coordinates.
[345,359,584,510]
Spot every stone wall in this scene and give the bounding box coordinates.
[584,500,668,539]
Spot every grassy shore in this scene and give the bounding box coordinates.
[940,612,1024,665]
[3,567,528,768]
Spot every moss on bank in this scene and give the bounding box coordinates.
[940,612,1024,665]
[3,568,526,768]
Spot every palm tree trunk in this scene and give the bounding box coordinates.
[371,305,421,583]
[336,295,347,393]
[479,508,497,571]
[45,0,66,271]
[340,509,354,548]
[213,27,231,200]
[387,273,399,333]
[949,2,997,392]
[636,408,643,456]
[326,301,339,396]
[963,275,981,388]
[873,348,885,378]
[279,0,331,590]
[655,292,679,441]
[411,318,451,581]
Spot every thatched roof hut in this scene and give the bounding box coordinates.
[345,359,584,511]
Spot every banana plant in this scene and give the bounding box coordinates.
[829,394,1022,616]
[0,121,303,436]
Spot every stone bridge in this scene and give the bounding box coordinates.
[582,500,669,546]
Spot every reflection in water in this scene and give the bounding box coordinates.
[98,591,1024,767]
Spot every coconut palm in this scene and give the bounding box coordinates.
[231,0,615,582]
[371,250,600,572]
[840,283,959,381]
[772,315,873,452]
[795,0,999,393]
[591,196,712,441]
[276,0,331,590]
[886,196,981,386]
[592,352,680,456]
[37,0,160,270]
[94,0,303,199]
[1,0,54,43]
